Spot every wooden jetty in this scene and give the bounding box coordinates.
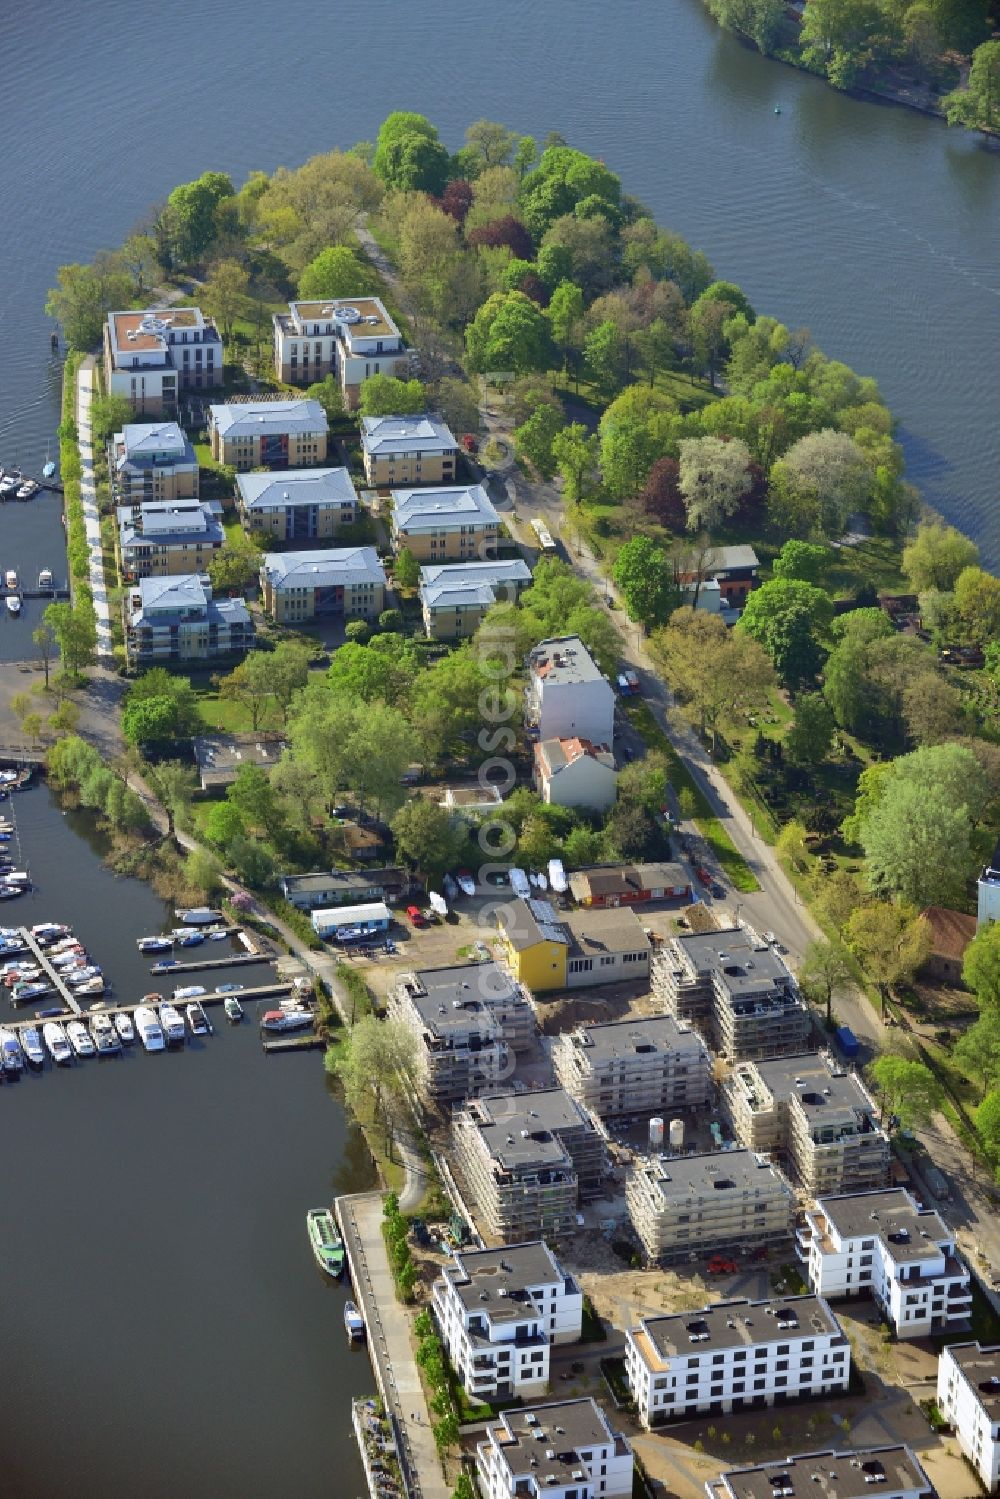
[261,1032,324,1054]
[17,927,82,1015]
[149,951,272,974]
[1,585,70,601]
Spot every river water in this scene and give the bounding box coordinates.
[1,785,377,1497]
[0,0,998,1489]
[1,0,999,563]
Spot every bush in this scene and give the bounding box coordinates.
[345,620,371,644]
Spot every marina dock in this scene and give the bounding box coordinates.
[151,951,273,974]
[3,978,296,1031]
[261,1032,325,1054]
[18,927,83,1015]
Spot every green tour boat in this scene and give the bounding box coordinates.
[306,1208,345,1278]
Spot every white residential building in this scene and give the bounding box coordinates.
[525,637,616,746]
[103,307,223,415]
[553,1015,711,1119]
[533,737,618,812]
[706,1447,934,1499]
[475,1399,633,1499]
[625,1294,849,1427]
[798,1187,972,1338]
[979,840,1000,927]
[937,1342,1000,1492]
[431,1240,582,1400]
[272,297,409,404]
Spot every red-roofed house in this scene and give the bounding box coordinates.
[534,737,617,812]
[920,906,977,984]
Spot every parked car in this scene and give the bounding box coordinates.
[711,881,725,898]
[695,867,712,888]
[707,1255,738,1274]
[406,905,428,929]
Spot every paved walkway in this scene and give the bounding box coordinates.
[338,1191,449,1499]
[75,357,113,661]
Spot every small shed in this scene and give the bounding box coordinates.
[310,901,391,938]
[919,906,976,985]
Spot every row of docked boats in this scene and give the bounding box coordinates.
[304,1207,365,1341]
[0,996,226,1074]
[3,929,107,999]
[137,922,231,955]
[0,472,40,502]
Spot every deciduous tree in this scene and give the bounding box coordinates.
[963,922,1000,1011]
[787,692,835,766]
[390,799,466,878]
[902,522,979,593]
[770,429,872,538]
[551,423,599,504]
[800,938,855,1026]
[677,435,753,531]
[613,537,681,632]
[298,245,376,301]
[867,1055,942,1127]
[846,903,932,1014]
[358,374,426,418]
[655,606,775,751]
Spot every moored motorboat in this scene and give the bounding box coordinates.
[90,1012,119,1054]
[344,1300,366,1341]
[16,482,36,501]
[137,935,172,953]
[38,567,53,589]
[306,1208,345,1277]
[12,981,53,1004]
[20,1025,45,1069]
[43,1021,72,1065]
[114,1011,135,1046]
[159,1002,186,1046]
[6,596,21,616]
[172,984,205,1001]
[186,1001,210,1036]
[177,930,205,947]
[66,1020,96,1059]
[223,995,244,1024]
[4,570,17,590]
[134,1005,165,1052]
[74,977,106,997]
[0,1026,24,1074]
[260,1008,313,1033]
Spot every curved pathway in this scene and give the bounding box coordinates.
[75,357,113,661]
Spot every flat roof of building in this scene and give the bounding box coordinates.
[290,296,399,340]
[261,547,385,592]
[107,307,215,360]
[634,1294,841,1363]
[237,467,354,510]
[311,901,391,926]
[488,1398,623,1483]
[210,399,328,439]
[281,868,403,895]
[566,1014,705,1066]
[714,1447,930,1499]
[528,636,605,686]
[569,863,690,900]
[398,961,523,1036]
[465,1088,595,1170]
[634,1148,793,1203]
[816,1189,952,1261]
[737,1053,881,1129]
[117,500,222,548]
[564,907,650,957]
[945,1343,1000,1416]
[192,734,287,786]
[447,1240,568,1318]
[498,898,649,957]
[361,413,456,456]
[392,484,500,534]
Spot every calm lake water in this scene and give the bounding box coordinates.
[0,0,999,1490]
[1,784,376,1497]
[1,0,999,562]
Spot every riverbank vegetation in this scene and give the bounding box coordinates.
[703,0,1000,133]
